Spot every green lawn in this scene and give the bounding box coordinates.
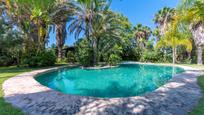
[179,64,204,70]
[0,66,34,115]
[190,75,204,115]
[0,64,203,115]
[0,64,66,115]
[181,64,204,115]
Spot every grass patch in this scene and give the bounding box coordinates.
[179,64,204,70]
[0,66,34,115]
[190,75,204,115]
[0,64,67,115]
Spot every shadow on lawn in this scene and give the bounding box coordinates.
[3,72,202,115]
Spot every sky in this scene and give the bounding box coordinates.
[48,0,180,47]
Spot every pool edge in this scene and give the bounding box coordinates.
[2,63,203,114]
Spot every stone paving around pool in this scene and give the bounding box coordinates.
[2,64,204,115]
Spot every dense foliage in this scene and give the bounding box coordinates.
[75,39,92,66]
[0,0,204,67]
[23,50,56,67]
[0,10,23,66]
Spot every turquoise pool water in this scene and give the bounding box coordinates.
[35,64,185,98]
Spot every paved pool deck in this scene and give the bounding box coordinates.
[3,63,204,115]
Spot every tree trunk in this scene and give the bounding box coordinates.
[58,46,62,61]
[189,23,204,65]
[197,45,203,65]
[172,47,176,64]
[15,51,20,67]
[56,24,64,61]
[93,39,97,66]
[187,51,192,63]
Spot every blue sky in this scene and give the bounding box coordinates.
[48,0,180,47]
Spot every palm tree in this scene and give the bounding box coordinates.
[157,32,192,64]
[152,28,161,42]
[7,0,56,51]
[154,7,175,36]
[50,0,75,61]
[69,0,111,66]
[133,24,152,49]
[179,0,204,65]
[156,15,192,64]
[93,11,124,63]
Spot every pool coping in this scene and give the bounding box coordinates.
[80,66,118,70]
[2,63,204,115]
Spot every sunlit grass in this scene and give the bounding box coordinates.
[190,75,204,115]
[0,66,33,115]
[0,64,67,115]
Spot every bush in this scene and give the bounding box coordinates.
[202,49,204,64]
[75,39,92,66]
[103,44,122,65]
[0,55,13,66]
[23,50,56,67]
[108,54,122,66]
[67,51,76,63]
[122,47,142,61]
[140,50,160,63]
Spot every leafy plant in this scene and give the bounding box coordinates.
[140,50,160,63]
[104,44,123,66]
[156,14,192,64]
[23,50,56,67]
[179,0,204,65]
[75,39,92,66]
[67,51,76,63]
[108,54,122,66]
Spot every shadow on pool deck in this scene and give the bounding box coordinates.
[3,71,203,115]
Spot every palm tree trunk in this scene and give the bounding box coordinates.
[58,46,63,61]
[164,49,167,62]
[93,39,97,66]
[56,25,63,61]
[172,47,176,64]
[37,25,42,53]
[189,23,204,65]
[187,51,191,60]
[197,45,203,65]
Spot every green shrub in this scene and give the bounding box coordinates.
[0,55,13,66]
[122,47,142,61]
[67,51,76,63]
[202,49,204,64]
[103,44,122,65]
[23,50,56,67]
[108,54,122,66]
[140,50,160,63]
[75,39,92,66]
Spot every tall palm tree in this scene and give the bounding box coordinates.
[180,0,204,65]
[50,0,75,61]
[93,11,124,63]
[154,7,175,36]
[157,32,192,64]
[69,0,111,66]
[156,15,192,64]
[133,24,152,49]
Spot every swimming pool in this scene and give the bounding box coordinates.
[35,64,184,98]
